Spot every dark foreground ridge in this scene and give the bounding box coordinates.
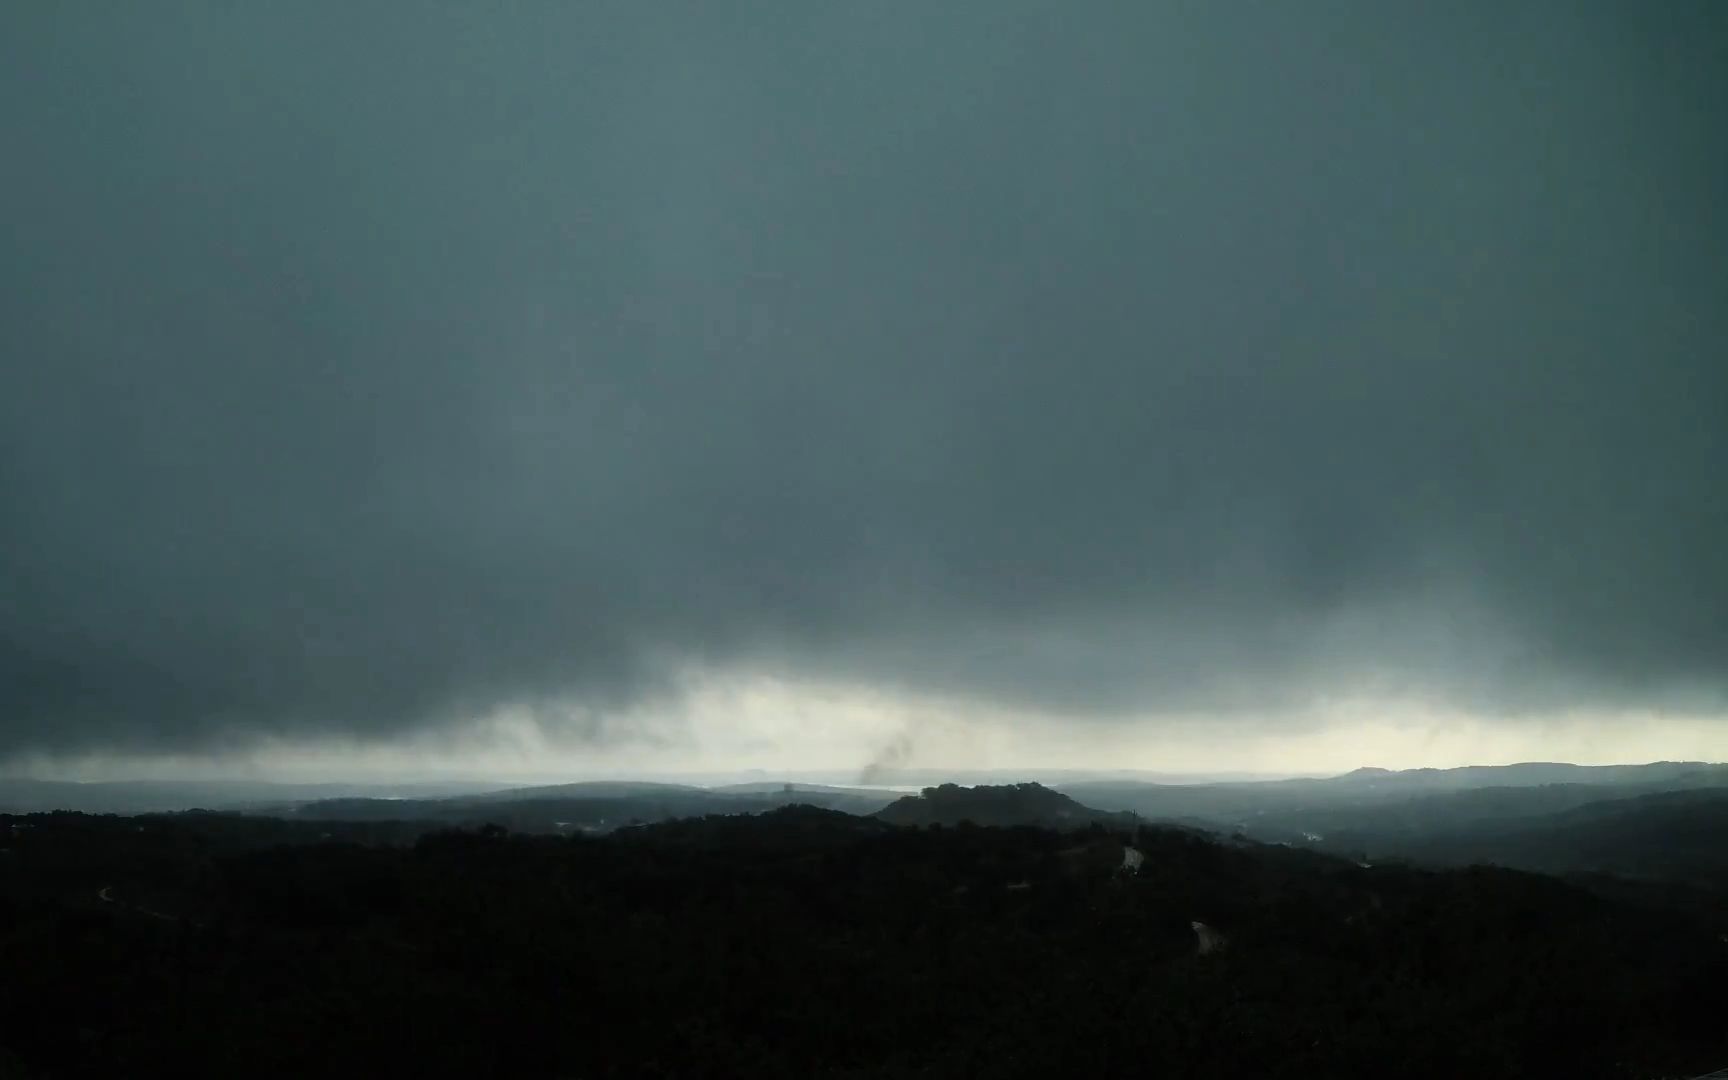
[0,801,1724,1078]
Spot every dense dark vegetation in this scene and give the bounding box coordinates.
[0,797,1725,1078]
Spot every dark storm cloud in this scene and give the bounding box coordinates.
[2,2,1725,755]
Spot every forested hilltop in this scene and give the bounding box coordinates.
[0,801,1724,1078]
[875,780,1140,829]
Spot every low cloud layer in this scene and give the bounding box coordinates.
[3,3,1725,758]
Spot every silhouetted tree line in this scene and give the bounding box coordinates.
[0,807,1723,1077]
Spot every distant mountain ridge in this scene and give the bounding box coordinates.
[462,780,708,802]
[0,778,503,815]
[1059,760,1728,823]
[1333,761,1725,791]
[8,762,1724,865]
[283,780,900,833]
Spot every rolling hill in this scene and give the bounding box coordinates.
[874,782,1140,829]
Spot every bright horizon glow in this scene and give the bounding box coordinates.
[10,672,1727,785]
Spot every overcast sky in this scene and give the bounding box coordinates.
[3,3,1725,779]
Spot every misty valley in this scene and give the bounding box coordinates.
[1,763,1726,1078]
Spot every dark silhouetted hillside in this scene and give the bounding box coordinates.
[0,807,1723,1077]
[285,783,894,835]
[875,781,1141,829]
[1060,761,1728,830]
[1363,788,1728,888]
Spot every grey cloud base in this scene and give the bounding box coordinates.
[1,2,1724,756]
